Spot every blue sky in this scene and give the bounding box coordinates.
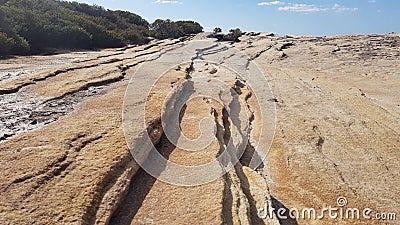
[75,0,399,36]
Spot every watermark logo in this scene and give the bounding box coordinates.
[122,40,276,186]
[336,196,348,207]
[257,196,397,221]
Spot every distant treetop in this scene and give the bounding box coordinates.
[213,27,222,33]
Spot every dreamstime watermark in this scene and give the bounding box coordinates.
[258,197,397,221]
[122,40,277,186]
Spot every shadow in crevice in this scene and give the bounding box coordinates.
[235,164,268,225]
[271,197,299,225]
[240,141,265,171]
[216,107,265,225]
[213,109,233,225]
[81,145,132,225]
[221,173,234,225]
[109,103,188,225]
[108,134,177,225]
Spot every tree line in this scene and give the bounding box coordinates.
[0,0,203,56]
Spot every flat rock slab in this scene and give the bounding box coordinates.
[0,34,399,225]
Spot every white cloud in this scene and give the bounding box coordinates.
[332,3,358,13]
[154,0,180,4]
[369,0,376,3]
[259,2,358,14]
[278,4,328,13]
[258,1,285,6]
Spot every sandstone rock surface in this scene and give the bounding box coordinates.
[0,33,399,225]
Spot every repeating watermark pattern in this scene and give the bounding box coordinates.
[258,197,397,221]
[122,40,276,186]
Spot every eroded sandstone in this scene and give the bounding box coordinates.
[0,33,399,225]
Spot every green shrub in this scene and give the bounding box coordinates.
[223,28,242,42]
[150,19,203,40]
[0,32,15,54]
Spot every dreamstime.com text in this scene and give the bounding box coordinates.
[258,197,397,221]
